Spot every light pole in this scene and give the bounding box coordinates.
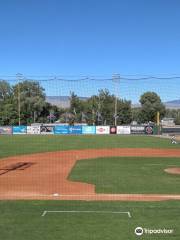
[112,73,120,126]
[16,73,23,126]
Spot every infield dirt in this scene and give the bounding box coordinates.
[0,148,180,201]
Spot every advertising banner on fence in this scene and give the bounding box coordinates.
[0,126,12,135]
[69,125,82,134]
[27,126,40,134]
[54,125,69,134]
[162,127,180,134]
[117,126,131,134]
[145,125,154,135]
[13,126,27,134]
[82,126,96,134]
[40,125,54,134]
[131,125,145,134]
[96,126,110,134]
[110,126,117,134]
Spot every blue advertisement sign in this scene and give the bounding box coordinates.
[13,126,27,134]
[69,125,82,134]
[82,126,96,134]
[54,125,69,134]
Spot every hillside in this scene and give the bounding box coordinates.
[46,96,88,108]
[46,96,180,109]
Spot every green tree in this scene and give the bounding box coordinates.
[83,89,132,125]
[117,99,132,124]
[98,89,115,125]
[139,92,166,123]
[0,103,18,125]
[69,92,86,123]
[68,89,132,125]
[0,80,74,125]
[84,96,99,125]
[0,81,18,125]
[0,80,12,101]
[165,109,180,125]
[13,80,47,124]
[131,107,141,123]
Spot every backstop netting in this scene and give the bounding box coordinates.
[2,74,180,105]
[1,74,180,124]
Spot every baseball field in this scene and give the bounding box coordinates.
[0,135,180,239]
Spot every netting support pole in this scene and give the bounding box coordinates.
[16,73,23,126]
[112,73,120,126]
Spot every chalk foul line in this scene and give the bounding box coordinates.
[41,210,132,218]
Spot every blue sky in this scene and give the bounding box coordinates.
[0,0,180,102]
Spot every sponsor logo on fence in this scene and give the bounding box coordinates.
[0,126,12,135]
[96,126,110,134]
[54,126,69,134]
[131,125,145,134]
[13,126,27,134]
[117,126,131,134]
[69,126,82,134]
[82,126,96,134]
[145,125,153,135]
[27,126,40,134]
[40,126,54,134]
[110,126,117,134]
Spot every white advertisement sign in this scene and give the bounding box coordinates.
[117,126,131,134]
[27,126,41,134]
[96,126,110,134]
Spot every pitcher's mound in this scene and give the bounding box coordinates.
[164,168,180,175]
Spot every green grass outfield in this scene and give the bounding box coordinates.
[0,134,179,158]
[0,135,180,239]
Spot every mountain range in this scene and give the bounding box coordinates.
[164,100,180,109]
[46,96,88,108]
[46,96,180,109]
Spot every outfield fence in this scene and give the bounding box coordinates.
[0,124,158,135]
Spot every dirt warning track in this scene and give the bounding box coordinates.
[0,148,180,201]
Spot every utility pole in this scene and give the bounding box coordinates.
[33,111,36,123]
[112,73,120,126]
[97,95,101,125]
[16,73,23,126]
